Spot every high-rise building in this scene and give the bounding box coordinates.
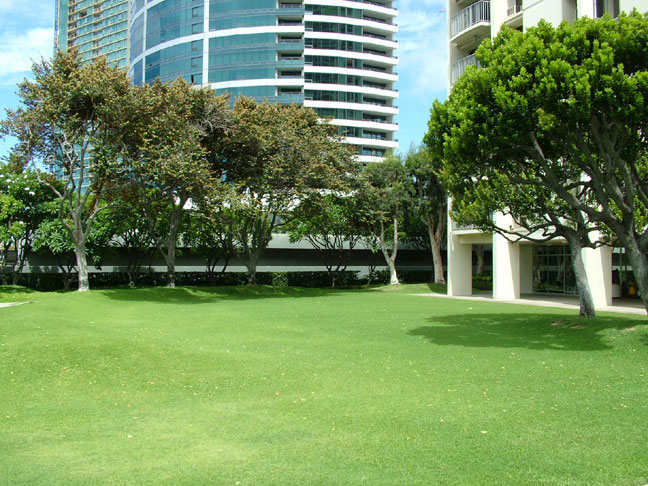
[129,0,398,163]
[55,0,131,69]
[445,0,645,306]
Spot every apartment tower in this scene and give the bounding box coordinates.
[129,0,399,163]
[55,0,130,69]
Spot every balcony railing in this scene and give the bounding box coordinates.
[451,0,490,38]
[507,0,522,16]
[451,53,480,84]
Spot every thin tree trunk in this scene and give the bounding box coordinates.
[474,245,485,276]
[428,222,446,284]
[565,234,595,318]
[75,240,90,292]
[166,242,176,288]
[246,253,258,285]
[379,219,400,285]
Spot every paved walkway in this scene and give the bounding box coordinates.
[0,302,30,308]
[416,292,646,316]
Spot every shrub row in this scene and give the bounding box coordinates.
[12,268,437,292]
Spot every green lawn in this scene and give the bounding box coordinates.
[1,284,647,485]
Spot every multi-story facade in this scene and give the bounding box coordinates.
[55,0,130,69]
[129,0,398,163]
[446,0,645,307]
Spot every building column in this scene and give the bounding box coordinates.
[519,245,534,294]
[492,213,520,300]
[447,197,472,296]
[583,243,613,307]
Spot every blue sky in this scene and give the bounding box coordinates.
[0,0,448,159]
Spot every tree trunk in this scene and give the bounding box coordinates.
[387,259,399,285]
[475,245,485,276]
[379,219,400,285]
[246,261,257,285]
[565,234,595,318]
[619,232,648,315]
[245,249,260,285]
[75,240,90,292]
[166,245,176,288]
[428,223,446,284]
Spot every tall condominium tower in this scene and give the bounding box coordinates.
[445,0,646,305]
[55,0,130,69]
[130,0,398,163]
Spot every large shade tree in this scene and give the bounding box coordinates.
[427,12,648,314]
[1,51,132,291]
[218,97,356,284]
[126,80,230,287]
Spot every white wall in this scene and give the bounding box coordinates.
[523,0,572,27]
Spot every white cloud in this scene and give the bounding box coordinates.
[0,0,55,86]
[395,0,448,96]
[0,27,54,85]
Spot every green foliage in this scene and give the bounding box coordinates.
[219,97,357,284]
[0,164,59,283]
[271,271,289,287]
[358,155,413,284]
[405,143,447,283]
[125,79,231,287]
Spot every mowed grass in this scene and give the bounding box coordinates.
[1,284,647,486]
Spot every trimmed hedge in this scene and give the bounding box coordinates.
[13,267,436,292]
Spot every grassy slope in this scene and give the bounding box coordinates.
[1,284,647,486]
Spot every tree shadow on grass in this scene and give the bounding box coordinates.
[0,285,38,295]
[99,285,348,304]
[409,312,646,352]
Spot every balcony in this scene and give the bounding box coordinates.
[504,0,523,29]
[451,0,490,49]
[451,53,480,85]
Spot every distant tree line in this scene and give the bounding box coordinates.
[1,51,447,291]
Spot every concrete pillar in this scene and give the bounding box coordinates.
[519,245,534,294]
[492,213,521,300]
[584,244,613,307]
[447,198,473,296]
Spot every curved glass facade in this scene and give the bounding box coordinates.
[130,0,398,161]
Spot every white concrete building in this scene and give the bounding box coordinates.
[446,0,645,307]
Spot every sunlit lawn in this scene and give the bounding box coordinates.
[1,284,647,485]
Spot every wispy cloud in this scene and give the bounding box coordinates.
[395,0,448,96]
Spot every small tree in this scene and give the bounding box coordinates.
[183,210,232,285]
[405,144,447,284]
[359,156,413,285]
[0,160,58,285]
[93,202,154,287]
[288,192,364,288]
[1,51,132,291]
[32,203,108,291]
